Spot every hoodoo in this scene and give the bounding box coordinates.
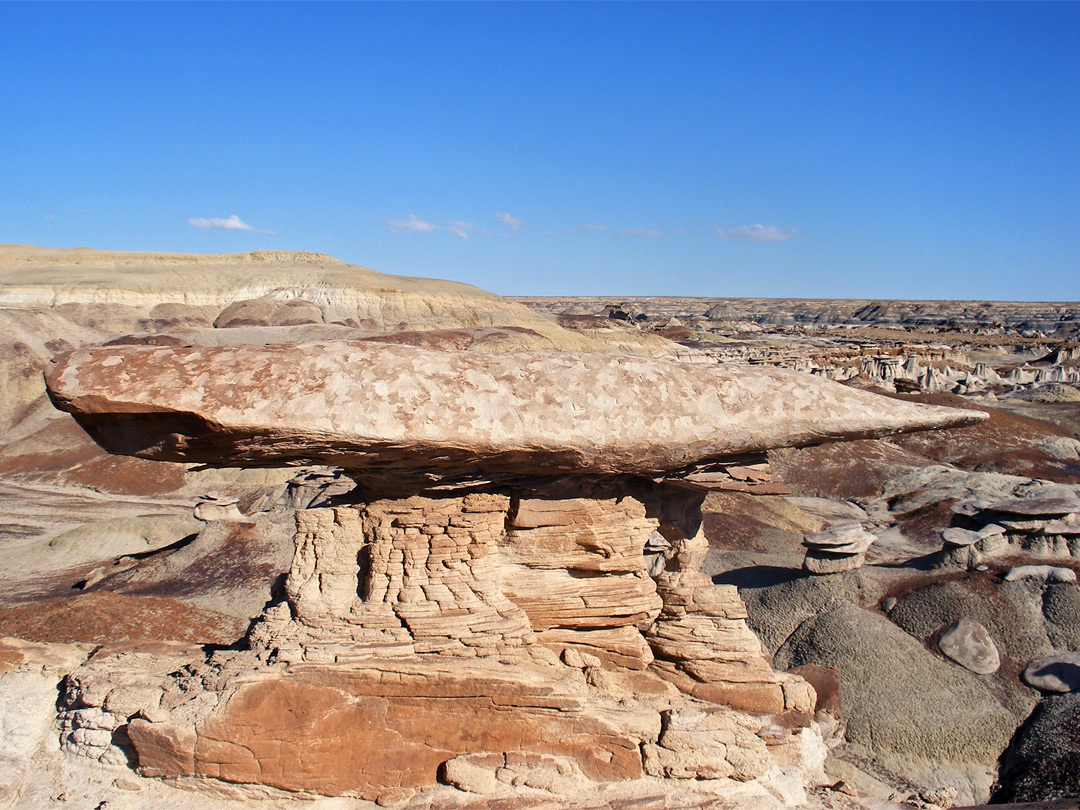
[44,341,985,804]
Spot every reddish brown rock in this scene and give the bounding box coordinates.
[0,592,246,646]
[127,719,196,777]
[131,663,651,798]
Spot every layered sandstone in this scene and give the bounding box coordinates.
[60,483,809,800]
[40,339,987,803]
[0,245,532,328]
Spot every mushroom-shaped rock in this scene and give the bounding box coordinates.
[801,523,877,574]
[941,527,983,548]
[45,342,985,482]
[803,523,876,555]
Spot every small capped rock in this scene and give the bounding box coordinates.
[803,523,876,555]
[937,618,1000,675]
[941,527,981,548]
[802,523,874,575]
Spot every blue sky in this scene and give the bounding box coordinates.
[1,2,1077,300]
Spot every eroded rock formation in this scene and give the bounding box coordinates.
[42,341,984,803]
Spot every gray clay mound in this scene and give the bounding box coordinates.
[701,550,806,584]
[1012,383,1080,403]
[105,514,295,623]
[993,693,1080,803]
[736,571,865,655]
[775,602,1018,779]
[46,515,202,565]
[1043,582,1080,651]
[888,576,1057,665]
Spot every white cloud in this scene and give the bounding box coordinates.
[188,214,275,235]
[713,224,798,242]
[495,212,524,231]
[387,213,440,234]
[388,215,496,239]
[445,221,473,240]
[621,228,665,238]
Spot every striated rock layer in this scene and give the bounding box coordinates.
[65,483,822,800]
[45,340,984,483]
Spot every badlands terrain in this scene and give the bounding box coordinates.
[0,245,1079,810]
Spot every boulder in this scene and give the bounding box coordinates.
[1004,565,1077,583]
[1022,652,1080,693]
[888,579,1056,672]
[938,618,1000,675]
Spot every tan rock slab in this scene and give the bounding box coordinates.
[46,341,985,478]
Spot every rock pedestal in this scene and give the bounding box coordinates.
[939,523,1008,569]
[647,526,814,716]
[81,482,819,800]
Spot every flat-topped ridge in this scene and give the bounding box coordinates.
[0,244,505,306]
[0,244,345,266]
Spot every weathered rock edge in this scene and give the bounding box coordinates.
[45,341,985,478]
